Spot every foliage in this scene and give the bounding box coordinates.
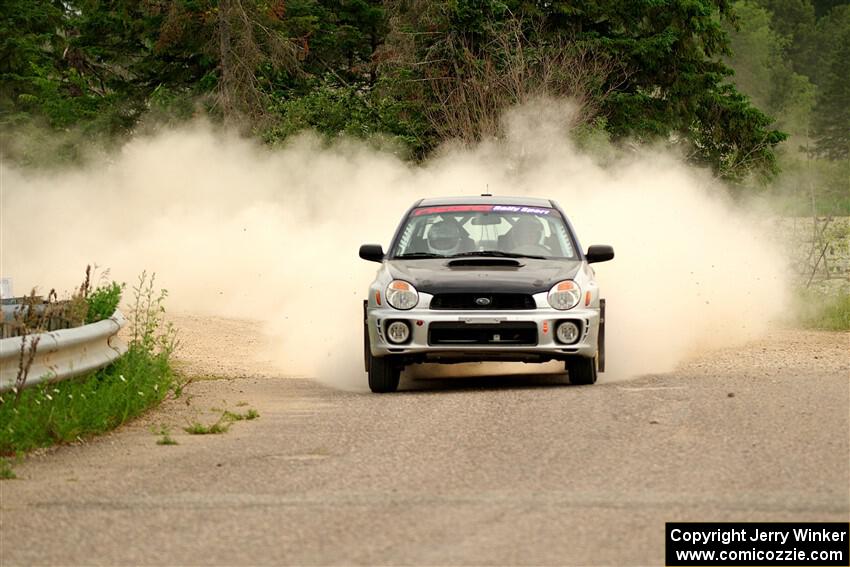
[85,282,124,324]
[777,212,849,331]
[810,14,850,160]
[184,419,230,435]
[222,408,259,421]
[3,0,847,182]
[725,1,815,145]
[155,426,178,445]
[739,0,850,163]
[752,0,817,73]
[129,271,173,353]
[382,0,786,179]
[722,0,849,215]
[0,272,178,455]
[183,406,259,434]
[261,76,428,154]
[5,267,122,341]
[405,16,624,146]
[0,457,15,479]
[767,156,850,215]
[555,0,785,180]
[797,287,850,330]
[183,408,260,435]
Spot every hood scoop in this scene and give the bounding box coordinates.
[447,258,523,268]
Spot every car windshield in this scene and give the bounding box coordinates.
[391,205,577,259]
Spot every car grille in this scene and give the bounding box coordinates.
[428,322,538,346]
[429,293,536,310]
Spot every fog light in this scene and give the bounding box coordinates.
[556,321,580,344]
[386,321,410,344]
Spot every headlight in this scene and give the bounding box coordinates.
[556,321,581,344]
[386,280,418,310]
[548,280,581,310]
[386,321,411,344]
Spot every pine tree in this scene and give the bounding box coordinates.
[811,24,850,160]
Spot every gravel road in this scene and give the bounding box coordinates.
[1,317,848,566]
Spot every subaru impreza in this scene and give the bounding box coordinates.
[359,195,614,393]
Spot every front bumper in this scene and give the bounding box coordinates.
[367,296,600,364]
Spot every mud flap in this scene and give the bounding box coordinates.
[363,299,370,372]
[598,298,606,373]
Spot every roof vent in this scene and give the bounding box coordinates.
[481,192,492,197]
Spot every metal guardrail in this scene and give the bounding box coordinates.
[1,302,78,338]
[0,310,128,393]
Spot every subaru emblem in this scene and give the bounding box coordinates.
[475,297,492,306]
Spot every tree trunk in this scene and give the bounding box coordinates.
[219,0,234,118]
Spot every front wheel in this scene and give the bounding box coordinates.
[566,356,597,385]
[368,355,401,393]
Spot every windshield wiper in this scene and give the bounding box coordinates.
[449,251,547,260]
[394,252,446,259]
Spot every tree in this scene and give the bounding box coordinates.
[214,0,300,120]
[724,1,815,147]
[555,0,788,179]
[0,0,86,126]
[1,0,797,179]
[424,19,624,144]
[385,0,786,179]
[811,23,850,160]
[813,0,847,17]
[751,0,816,73]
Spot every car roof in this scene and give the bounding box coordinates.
[417,195,555,207]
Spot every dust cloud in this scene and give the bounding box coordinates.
[0,100,789,390]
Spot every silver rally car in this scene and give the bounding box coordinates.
[359,195,614,393]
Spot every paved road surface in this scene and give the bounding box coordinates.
[1,328,848,565]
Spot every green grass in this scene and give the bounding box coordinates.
[0,272,178,457]
[797,288,850,331]
[154,426,178,446]
[183,407,259,435]
[0,458,16,479]
[86,281,124,324]
[0,346,175,455]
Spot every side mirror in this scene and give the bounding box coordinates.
[359,244,385,263]
[585,245,614,264]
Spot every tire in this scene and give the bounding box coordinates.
[368,355,401,393]
[363,300,371,373]
[598,298,606,373]
[566,355,597,385]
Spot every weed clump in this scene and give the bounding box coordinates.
[0,458,16,480]
[222,408,259,421]
[154,425,178,446]
[184,420,230,435]
[85,281,123,324]
[183,407,260,436]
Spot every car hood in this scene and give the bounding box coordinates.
[386,257,583,295]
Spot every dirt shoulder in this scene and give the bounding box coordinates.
[167,312,280,379]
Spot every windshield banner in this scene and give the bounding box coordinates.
[413,205,552,216]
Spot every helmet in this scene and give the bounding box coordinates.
[511,216,543,246]
[427,220,464,255]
